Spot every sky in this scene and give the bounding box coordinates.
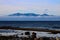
[0,0,60,16]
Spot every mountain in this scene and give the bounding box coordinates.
[23,13,39,16]
[8,13,23,16]
[8,13,54,16]
[8,13,39,16]
[40,14,53,16]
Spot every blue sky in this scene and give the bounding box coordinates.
[0,0,60,16]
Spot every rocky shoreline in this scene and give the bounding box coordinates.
[0,26,60,34]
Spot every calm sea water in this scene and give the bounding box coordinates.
[0,21,60,29]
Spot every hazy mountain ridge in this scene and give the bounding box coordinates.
[8,13,53,16]
[0,13,59,21]
[8,13,39,16]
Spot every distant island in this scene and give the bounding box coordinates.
[8,13,53,16]
[0,13,60,21]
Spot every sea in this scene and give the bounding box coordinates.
[0,21,60,30]
[0,21,60,37]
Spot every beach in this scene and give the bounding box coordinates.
[0,27,60,40]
